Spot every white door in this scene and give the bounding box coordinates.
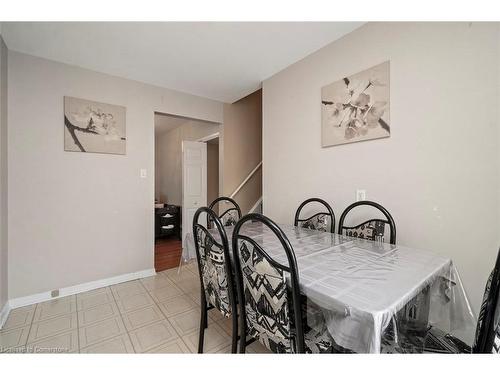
[182,141,207,254]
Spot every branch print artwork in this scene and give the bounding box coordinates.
[321,61,390,147]
[64,96,126,155]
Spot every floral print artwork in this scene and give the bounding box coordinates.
[321,61,390,147]
[64,96,126,154]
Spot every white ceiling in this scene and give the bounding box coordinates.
[2,22,362,103]
[1,22,363,102]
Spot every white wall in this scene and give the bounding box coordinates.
[0,35,8,313]
[155,119,219,205]
[263,22,500,311]
[8,51,223,299]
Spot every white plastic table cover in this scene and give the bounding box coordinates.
[183,222,476,353]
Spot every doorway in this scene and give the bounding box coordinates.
[205,137,219,207]
[180,131,221,260]
[154,112,220,272]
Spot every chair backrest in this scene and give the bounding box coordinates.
[192,207,236,318]
[208,196,242,228]
[473,247,500,353]
[338,200,396,245]
[294,198,336,233]
[232,213,305,353]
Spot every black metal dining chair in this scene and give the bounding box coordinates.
[192,207,238,353]
[208,196,242,228]
[338,200,396,244]
[232,213,334,353]
[424,247,500,354]
[294,198,336,233]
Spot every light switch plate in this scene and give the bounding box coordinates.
[356,189,366,201]
[140,169,147,178]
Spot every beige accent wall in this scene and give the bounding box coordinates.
[7,51,223,299]
[207,141,219,206]
[155,119,219,205]
[0,35,8,312]
[222,89,262,214]
[263,22,500,311]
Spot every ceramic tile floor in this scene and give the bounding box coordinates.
[0,261,271,354]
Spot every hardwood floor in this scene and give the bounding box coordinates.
[155,237,182,272]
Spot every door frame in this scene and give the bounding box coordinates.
[197,131,222,203]
[196,132,220,143]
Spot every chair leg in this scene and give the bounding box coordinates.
[198,303,207,353]
[231,313,238,353]
[238,317,246,353]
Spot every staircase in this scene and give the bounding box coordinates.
[229,161,262,214]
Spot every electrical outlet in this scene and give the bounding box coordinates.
[140,169,147,178]
[51,289,60,298]
[356,189,366,202]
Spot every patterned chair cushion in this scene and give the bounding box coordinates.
[493,328,500,353]
[422,327,471,354]
[304,326,334,354]
[419,270,496,354]
[343,220,387,241]
[300,214,329,232]
[239,240,293,353]
[301,296,334,353]
[474,271,493,350]
[209,209,239,227]
[196,227,231,318]
[491,295,500,354]
[220,210,238,227]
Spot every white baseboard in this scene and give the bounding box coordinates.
[8,268,156,309]
[0,300,11,329]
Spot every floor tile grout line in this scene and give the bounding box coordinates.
[136,294,184,351]
[80,282,174,352]
[27,319,79,348]
[141,273,188,343]
[2,265,201,354]
[19,298,80,352]
[0,304,34,332]
[142,269,201,353]
[117,275,186,353]
[110,283,137,354]
[30,295,78,323]
[166,264,233,353]
[21,303,37,351]
[75,297,81,353]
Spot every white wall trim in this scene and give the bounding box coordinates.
[0,301,11,329]
[249,197,263,213]
[8,268,156,309]
[229,162,262,199]
[196,132,220,142]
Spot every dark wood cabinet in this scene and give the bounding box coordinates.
[155,205,181,240]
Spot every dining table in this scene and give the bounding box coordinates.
[183,221,476,353]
